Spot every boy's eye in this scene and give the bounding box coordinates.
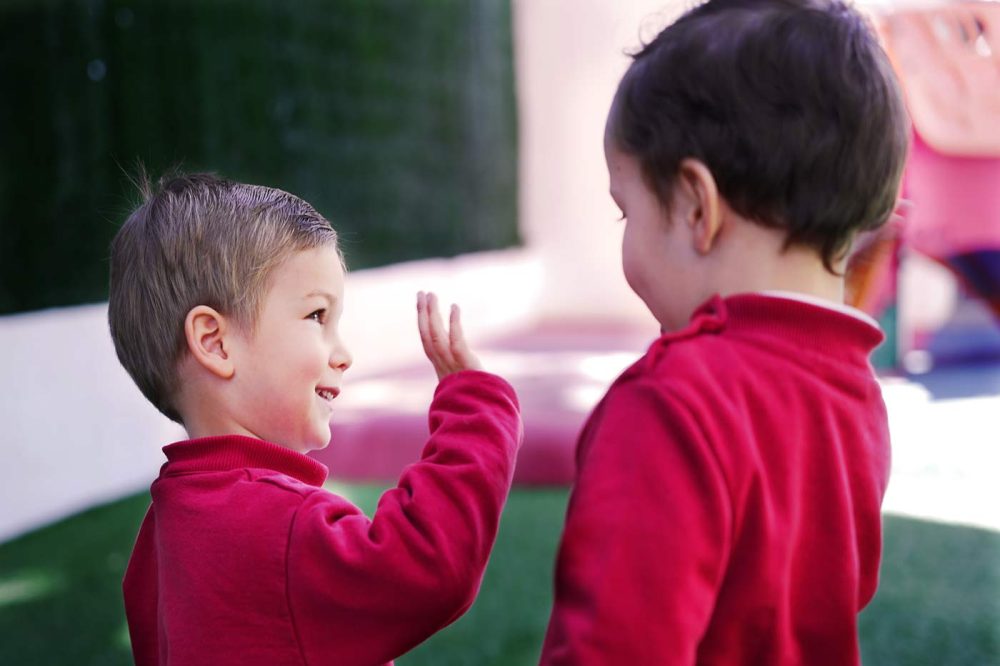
[307,309,326,324]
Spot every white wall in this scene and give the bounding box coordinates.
[340,250,543,373]
[512,0,683,323]
[0,304,182,541]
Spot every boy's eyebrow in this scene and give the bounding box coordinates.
[304,290,337,304]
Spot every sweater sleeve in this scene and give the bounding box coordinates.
[286,370,522,666]
[540,378,732,665]
[122,505,159,666]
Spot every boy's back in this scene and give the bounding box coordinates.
[541,2,907,659]
[542,293,889,663]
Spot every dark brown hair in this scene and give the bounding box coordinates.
[609,0,910,270]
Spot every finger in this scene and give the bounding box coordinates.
[450,305,482,370]
[448,305,469,366]
[449,304,463,348]
[449,304,470,360]
[427,293,454,365]
[416,292,435,359]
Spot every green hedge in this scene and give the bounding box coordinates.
[0,0,519,315]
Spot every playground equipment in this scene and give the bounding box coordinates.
[851,1,1000,367]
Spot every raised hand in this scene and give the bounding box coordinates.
[416,291,483,380]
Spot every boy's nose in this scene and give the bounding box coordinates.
[330,345,352,372]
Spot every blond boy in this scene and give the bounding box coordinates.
[109,173,521,665]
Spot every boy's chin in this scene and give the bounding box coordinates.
[307,440,331,453]
[302,430,332,453]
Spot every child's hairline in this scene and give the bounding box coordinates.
[606,79,696,220]
[607,81,859,277]
[231,236,346,334]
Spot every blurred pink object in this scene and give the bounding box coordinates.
[880,5,1000,157]
[904,132,1000,260]
[859,4,1000,324]
[875,3,1000,259]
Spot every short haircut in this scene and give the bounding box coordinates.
[608,0,910,270]
[109,172,339,423]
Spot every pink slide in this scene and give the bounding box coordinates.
[851,5,1000,320]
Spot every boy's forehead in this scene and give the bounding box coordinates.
[602,125,615,162]
[271,246,345,295]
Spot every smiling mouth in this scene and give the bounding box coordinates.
[316,387,340,402]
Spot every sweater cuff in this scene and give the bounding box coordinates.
[433,370,520,411]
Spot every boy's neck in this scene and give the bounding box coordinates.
[713,252,845,305]
[707,222,846,306]
[174,360,269,447]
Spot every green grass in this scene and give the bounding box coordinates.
[0,492,148,664]
[1,486,998,665]
[859,516,1000,664]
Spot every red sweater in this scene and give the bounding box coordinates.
[540,294,891,665]
[123,371,521,666]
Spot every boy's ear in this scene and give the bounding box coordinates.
[677,158,723,255]
[184,306,236,380]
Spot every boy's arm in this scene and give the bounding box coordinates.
[286,372,519,665]
[286,293,521,666]
[539,378,732,665]
[121,506,159,666]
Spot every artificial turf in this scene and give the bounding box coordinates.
[0,485,996,664]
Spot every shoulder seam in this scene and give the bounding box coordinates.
[255,474,319,499]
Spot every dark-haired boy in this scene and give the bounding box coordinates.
[540,1,908,663]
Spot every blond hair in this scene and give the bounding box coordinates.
[108,172,339,423]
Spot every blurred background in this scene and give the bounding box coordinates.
[1,0,998,664]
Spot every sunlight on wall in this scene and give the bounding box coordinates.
[331,348,640,425]
[881,379,1000,533]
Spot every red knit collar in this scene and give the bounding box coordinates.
[724,293,882,346]
[659,292,884,361]
[161,434,328,487]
